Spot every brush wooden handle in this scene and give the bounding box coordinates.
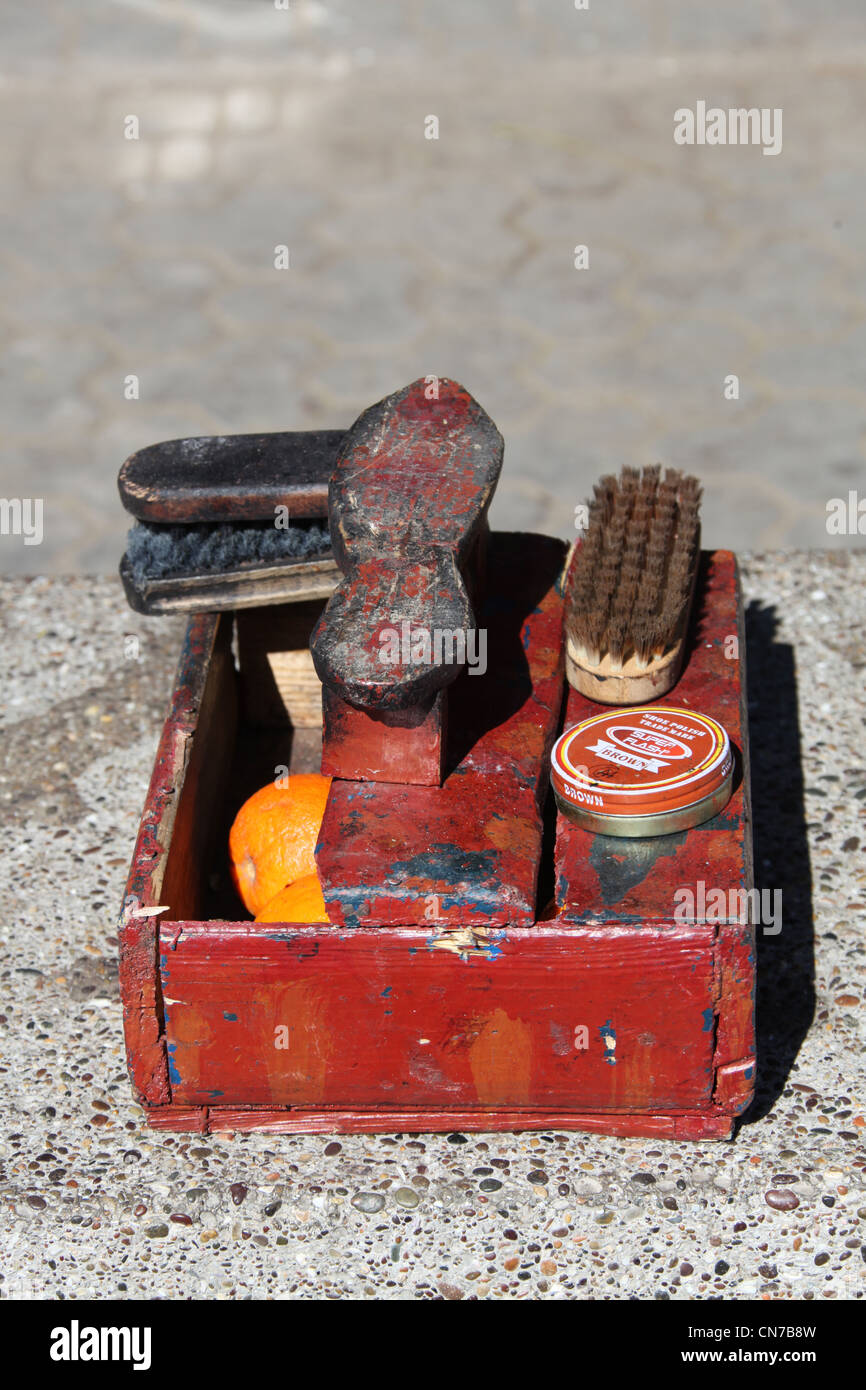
[564,636,687,704]
[118,430,344,523]
[563,531,701,705]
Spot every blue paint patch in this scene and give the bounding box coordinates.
[589,832,687,907]
[166,1041,182,1085]
[702,1008,715,1032]
[701,809,741,832]
[744,1065,754,1080]
[328,886,371,930]
[223,1012,238,1021]
[386,844,500,894]
[381,986,392,997]
[330,844,529,927]
[599,1018,617,1066]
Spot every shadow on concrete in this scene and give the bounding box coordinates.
[740,599,816,1125]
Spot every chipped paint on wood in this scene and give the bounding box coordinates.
[156,921,717,1111]
[555,552,752,923]
[123,543,755,1137]
[316,533,566,926]
[425,925,505,961]
[310,379,503,714]
[599,1019,617,1065]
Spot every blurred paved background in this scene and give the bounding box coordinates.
[1,0,865,573]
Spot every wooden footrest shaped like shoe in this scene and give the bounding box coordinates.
[310,378,504,785]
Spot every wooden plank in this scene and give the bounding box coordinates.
[121,717,191,1106]
[158,921,717,1112]
[554,551,752,922]
[318,774,542,926]
[164,610,223,730]
[160,615,237,922]
[236,600,327,729]
[316,533,566,925]
[321,685,446,785]
[446,533,566,791]
[153,1107,732,1139]
[120,612,233,1104]
[712,923,756,1115]
[145,1106,209,1132]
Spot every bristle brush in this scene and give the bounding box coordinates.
[565,465,701,704]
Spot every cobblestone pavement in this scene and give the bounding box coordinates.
[1,0,865,572]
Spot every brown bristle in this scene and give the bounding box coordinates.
[567,464,701,666]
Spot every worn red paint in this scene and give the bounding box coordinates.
[320,684,446,786]
[316,534,566,925]
[555,551,751,921]
[120,543,755,1138]
[159,922,716,1111]
[310,378,502,781]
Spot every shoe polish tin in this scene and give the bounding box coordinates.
[551,705,734,838]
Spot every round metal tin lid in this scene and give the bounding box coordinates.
[551,705,733,818]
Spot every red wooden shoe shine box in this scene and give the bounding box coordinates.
[120,536,755,1139]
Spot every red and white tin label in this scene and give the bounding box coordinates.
[551,706,733,818]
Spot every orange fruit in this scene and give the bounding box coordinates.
[228,773,331,916]
[254,873,330,924]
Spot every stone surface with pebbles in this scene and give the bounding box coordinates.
[0,556,864,1300]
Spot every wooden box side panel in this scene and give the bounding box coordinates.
[158,921,717,1112]
[712,921,756,1116]
[160,616,238,922]
[147,1106,733,1140]
[236,600,327,730]
[120,717,190,1105]
[120,612,236,1104]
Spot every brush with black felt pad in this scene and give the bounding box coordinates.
[118,430,343,614]
[564,464,702,704]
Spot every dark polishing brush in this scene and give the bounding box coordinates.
[118,430,343,614]
[564,465,702,704]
